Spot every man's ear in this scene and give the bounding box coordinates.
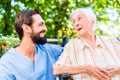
[22,24,31,33]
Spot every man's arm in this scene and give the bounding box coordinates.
[0,63,15,80]
[0,70,15,80]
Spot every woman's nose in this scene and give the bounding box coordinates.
[75,23,79,27]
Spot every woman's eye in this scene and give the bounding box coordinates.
[39,22,44,26]
[78,17,81,20]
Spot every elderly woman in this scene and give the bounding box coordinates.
[54,8,120,80]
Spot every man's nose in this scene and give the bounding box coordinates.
[43,25,47,31]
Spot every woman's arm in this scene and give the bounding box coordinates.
[53,65,86,76]
[53,65,109,80]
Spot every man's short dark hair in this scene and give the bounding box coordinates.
[14,9,40,40]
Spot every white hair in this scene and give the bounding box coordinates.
[70,8,96,28]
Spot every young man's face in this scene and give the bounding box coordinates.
[71,11,94,37]
[30,14,47,44]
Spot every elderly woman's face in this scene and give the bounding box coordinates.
[71,11,93,37]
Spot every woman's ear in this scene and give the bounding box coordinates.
[91,21,95,28]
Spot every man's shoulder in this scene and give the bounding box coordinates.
[0,48,15,60]
[36,43,63,60]
[0,48,18,68]
[37,43,62,48]
[0,48,15,70]
[36,43,63,52]
[46,43,63,51]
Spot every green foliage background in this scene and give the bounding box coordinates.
[0,0,120,38]
[0,0,120,55]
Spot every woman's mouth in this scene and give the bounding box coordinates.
[78,27,82,31]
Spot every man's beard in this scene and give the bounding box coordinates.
[31,31,47,45]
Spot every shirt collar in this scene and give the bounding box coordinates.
[78,35,106,50]
[96,35,106,48]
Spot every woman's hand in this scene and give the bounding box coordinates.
[85,65,109,80]
[53,65,110,80]
[105,66,120,78]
